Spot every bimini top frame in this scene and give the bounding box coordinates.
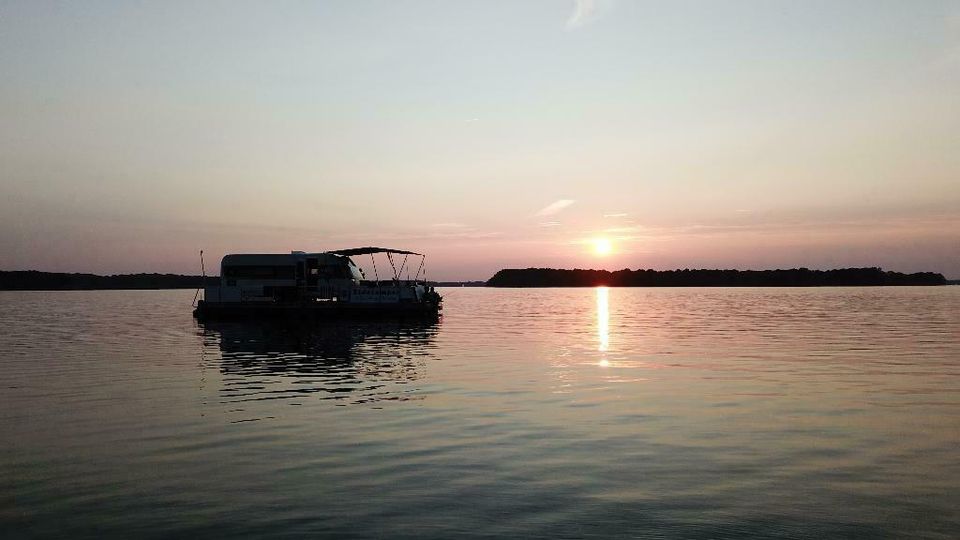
[324,247,427,282]
[325,247,421,257]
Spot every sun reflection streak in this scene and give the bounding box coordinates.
[597,286,609,354]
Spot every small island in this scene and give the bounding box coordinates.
[486,267,947,287]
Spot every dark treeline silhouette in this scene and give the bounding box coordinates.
[3,268,949,290]
[0,271,220,291]
[487,267,946,287]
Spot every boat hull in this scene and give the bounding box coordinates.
[193,300,441,321]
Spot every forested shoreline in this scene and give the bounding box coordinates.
[1,268,950,290]
[0,271,219,290]
[486,267,947,287]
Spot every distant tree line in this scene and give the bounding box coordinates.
[486,267,946,287]
[0,271,220,290]
[2,268,949,290]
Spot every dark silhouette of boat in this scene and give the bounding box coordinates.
[194,247,442,320]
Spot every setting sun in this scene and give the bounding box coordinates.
[592,238,613,256]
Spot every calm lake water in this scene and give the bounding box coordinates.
[2,287,959,539]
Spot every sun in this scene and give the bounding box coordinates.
[592,237,613,256]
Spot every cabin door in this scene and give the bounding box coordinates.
[296,261,306,287]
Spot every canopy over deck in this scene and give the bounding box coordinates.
[325,247,422,257]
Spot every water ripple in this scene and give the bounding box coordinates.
[1,287,959,538]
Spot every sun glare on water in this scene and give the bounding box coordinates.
[592,238,613,256]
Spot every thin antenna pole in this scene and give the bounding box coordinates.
[192,249,205,307]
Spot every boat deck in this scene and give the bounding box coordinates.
[193,299,441,320]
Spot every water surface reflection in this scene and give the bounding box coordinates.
[596,286,609,354]
[199,319,439,407]
[3,288,959,538]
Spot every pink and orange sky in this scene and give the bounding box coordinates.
[1,1,958,280]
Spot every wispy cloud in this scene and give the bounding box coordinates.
[535,199,576,217]
[566,0,595,29]
[602,226,644,234]
[603,212,628,218]
[539,221,561,227]
[353,228,503,242]
[566,0,614,29]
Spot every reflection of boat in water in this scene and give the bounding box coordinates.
[198,318,439,405]
[194,247,442,320]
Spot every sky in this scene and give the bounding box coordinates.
[1,0,958,280]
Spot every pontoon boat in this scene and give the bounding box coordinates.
[193,247,441,319]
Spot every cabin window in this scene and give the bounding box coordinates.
[317,265,349,279]
[223,265,296,279]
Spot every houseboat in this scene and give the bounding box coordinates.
[193,247,442,319]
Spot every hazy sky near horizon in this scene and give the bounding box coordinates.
[2,0,959,280]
